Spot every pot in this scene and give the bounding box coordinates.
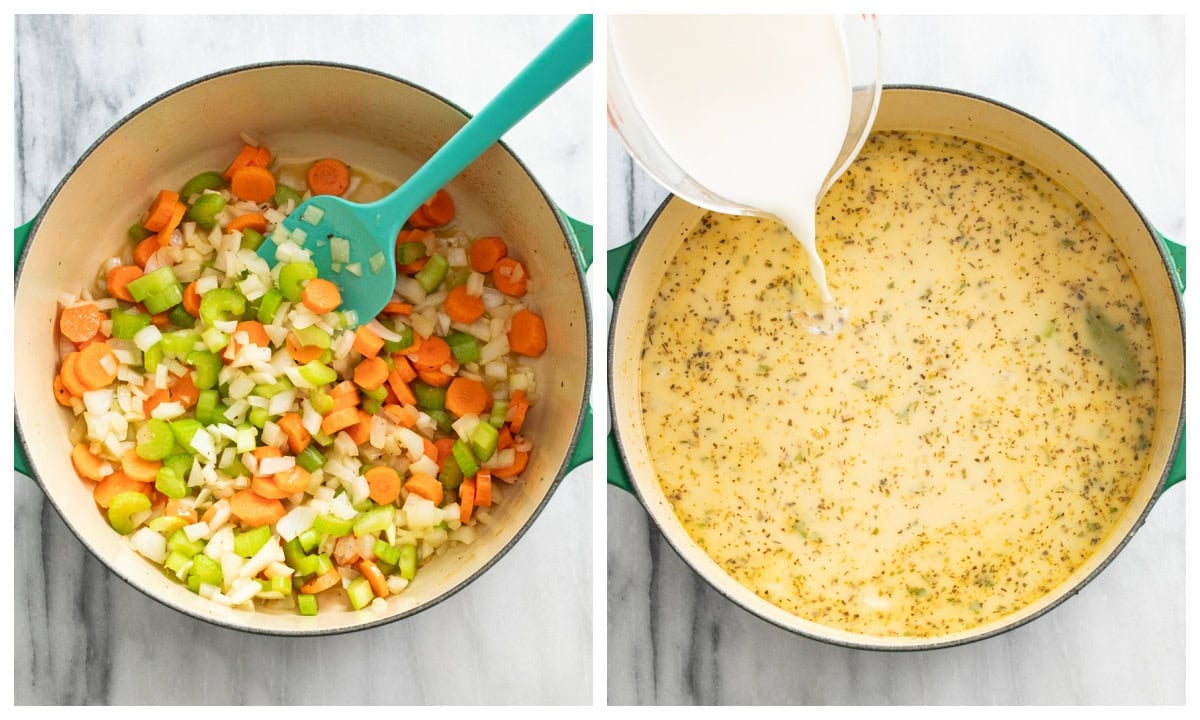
[607,86,1185,650]
[15,62,592,635]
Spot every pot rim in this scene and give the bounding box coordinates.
[16,59,593,636]
[607,83,1185,651]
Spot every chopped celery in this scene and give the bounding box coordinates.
[382,325,414,353]
[283,538,307,568]
[396,241,426,266]
[163,454,193,481]
[189,554,223,590]
[168,529,205,559]
[136,418,175,460]
[108,491,151,534]
[201,326,228,353]
[154,466,188,499]
[253,377,294,399]
[362,385,388,402]
[164,550,191,576]
[234,526,272,558]
[195,388,219,424]
[110,308,152,340]
[373,539,402,566]
[489,400,509,428]
[199,287,246,327]
[187,350,221,389]
[362,396,382,415]
[439,454,464,490]
[127,266,184,313]
[168,419,204,453]
[143,342,164,373]
[274,183,303,209]
[256,288,283,324]
[298,361,337,386]
[296,446,326,472]
[353,505,394,537]
[241,228,266,252]
[414,254,449,292]
[297,593,319,616]
[279,262,318,302]
[309,389,335,415]
[470,422,500,462]
[313,430,334,447]
[412,382,446,412]
[162,330,196,358]
[426,409,454,434]
[298,528,322,553]
[129,223,152,242]
[346,577,374,610]
[226,456,251,478]
[168,304,196,329]
[398,544,418,580]
[248,406,270,429]
[149,515,188,535]
[180,171,224,198]
[447,332,481,363]
[444,267,472,289]
[294,325,332,349]
[269,575,292,596]
[313,514,354,537]
[187,193,226,229]
[452,440,479,477]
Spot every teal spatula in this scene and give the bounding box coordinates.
[256,14,592,323]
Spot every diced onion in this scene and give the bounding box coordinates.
[130,528,168,563]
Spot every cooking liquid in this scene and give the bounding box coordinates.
[610,14,853,333]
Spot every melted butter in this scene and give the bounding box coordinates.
[639,131,1159,637]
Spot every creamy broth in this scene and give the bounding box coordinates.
[639,131,1158,637]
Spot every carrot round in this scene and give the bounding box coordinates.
[329,381,360,410]
[227,212,268,234]
[407,205,434,230]
[231,166,277,204]
[498,425,513,450]
[353,356,389,391]
[285,333,323,364]
[475,468,493,507]
[171,372,200,409]
[459,478,476,524]
[507,389,530,433]
[93,472,150,509]
[352,326,384,358]
[251,475,293,500]
[277,413,311,454]
[469,236,508,273]
[134,235,160,268]
[412,335,451,370]
[321,406,361,436]
[404,472,443,506]
[445,377,488,417]
[345,410,372,446]
[381,301,413,316]
[106,266,144,302]
[154,201,188,246]
[76,342,119,390]
[434,437,457,469]
[495,450,529,481]
[60,303,104,344]
[142,388,171,418]
[387,369,417,406]
[224,144,264,179]
[301,278,342,314]
[307,158,351,196]
[60,352,87,397]
[54,375,74,406]
[251,446,283,463]
[300,567,341,594]
[416,366,453,388]
[408,190,455,228]
[422,437,438,462]
[236,320,271,348]
[493,258,528,297]
[229,489,286,527]
[164,498,198,524]
[444,285,485,324]
[274,465,311,495]
[143,189,181,232]
[508,309,547,357]
[72,443,107,481]
[120,449,162,483]
[365,466,402,505]
[356,559,390,599]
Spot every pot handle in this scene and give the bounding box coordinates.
[1159,231,1185,491]
[15,222,34,478]
[606,240,637,492]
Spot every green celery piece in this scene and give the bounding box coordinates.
[110,308,152,340]
[489,400,509,428]
[187,193,226,230]
[1084,305,1137,387]
[373,539,402,566]
[444,267,471,290]
[313,514,354,537]
[309,389,335,415]
[201,327,229,353]
[283,538,307,568]
[199,287,247,327]
[452,440,479,477]
[167,529,206,559]
[470,421,500,462]
[296,446,326,472]
[169,419,204,453]
[248,406,270,429]
[253,377,294,399]
[396,241,426,266]
[234,526,272,558]
[143,342,164,373]
[426,409,454,434]
[195,388,219,424]
[241,228,266,252]
[164,550,191,576]
[108,492,151,534]
[382,325,414,353]
[297,593,319,616]
[412,381,446,411]
[273,183,303,209]
[298,361,337,386]
[148,515,188,535]
[187,350,222,389]
[439,454,464,490]
[168,304,196,329]
[136,418,176,460]
[189,554,223,589]
[278,262,318,302]
[294,325,332,349]
[346,577,375,610]
[312,430,335,447]
[161,330,196,359]
[398,544,418,580]
[298,528,322,553]
[129,223,152,243]
[353,506,394,537]
[257,288,284,324]
[269,575,292,596]
[180,171,224,198]
[163,454,193,481]
[414,254,449,292]
[126,266,181,301]
[447,332,481,364]
[362,396,382,415]
[154,466,188,499]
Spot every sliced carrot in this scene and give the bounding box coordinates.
[353,356,389,391]
[164,498,198,524]
[493,257,528,297]
[422,437,438,462]
[469,236,508,273]
[171,372,200,409]
[387,368,417,405]
[475,468,493,507]
[285,333,324,364]
[201,503,220,525]
[59,303,104,344]
[106,266,144,303]
[411,335,451,370]
[300,567,341,594]
[134,235,160,268]
[381,301,413,315]
[348,410,373,445]
[228,489,286,527]
[329,380,360,410]
[72,443,107,481]
[382,403,417,429]
[307,158,351,196]
[498,425,513,450]
[274,465,312,495]
[409,190,455,228]
[508,309,547,358]
[459,478,476,524]
[397,332,424,358]
[445,377,488,417]
[154,201,187,246]
[53,375,74,406]
[75,342,119,390]
[395,228,434,273]
[251,474,293,500]
[321,406,360,436]
[444,285,485,324]
[141,388,171,418]
[253,146,272,168]
[143,189,181,232]
[121,449,162,483]
[183,281,202,317]
[417,366,454,388]
[390,354,417,383]
[434,437,457,469]
[397,256,429,275]
[93,472,150,509]
[224,144,263,179]
[231,166,276,204]
[277,412,311,454]
[251,446,283,463]
[495,450,529,482]
[356,558,390,599]
[352,326,384,358]
[149,312,170,328]
[404,472,444,506]
[236,320,270,348]
[365,466,402,505]
[508,389,530,433]
[301,278,342,314]
[226,212,268,234]
[60,352,87,396]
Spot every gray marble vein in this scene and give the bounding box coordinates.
[15,14,591,706]
[607,15,1184,705]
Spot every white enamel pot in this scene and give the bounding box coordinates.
[15,62,592,635]
[607,86,1184,650]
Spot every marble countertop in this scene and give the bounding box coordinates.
[606,15,1185,705]
[14,15,592,706]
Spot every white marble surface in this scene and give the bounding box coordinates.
[607,15,1185,705]
[14,15,592,705]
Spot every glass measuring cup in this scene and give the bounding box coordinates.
[607,14,882,215]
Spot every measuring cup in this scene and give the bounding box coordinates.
[607,14,882,214]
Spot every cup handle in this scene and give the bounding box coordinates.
[1158,231,1185,491]
[606,240,638,492]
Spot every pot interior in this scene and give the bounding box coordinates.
[16,63,589,634]
[611,87,1183,648]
